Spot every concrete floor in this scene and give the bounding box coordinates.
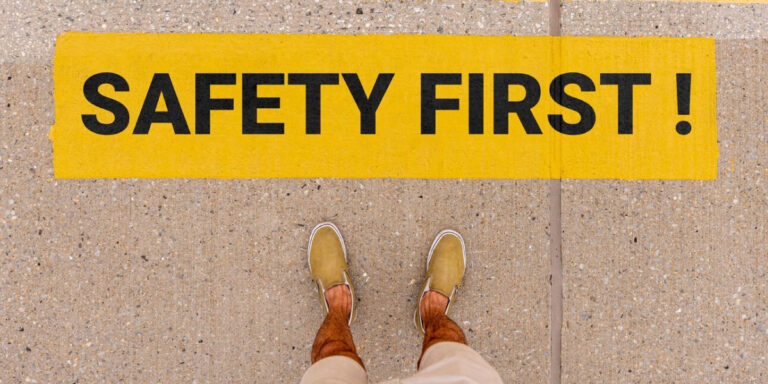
[0,1,766,383]
[560,3,768,383]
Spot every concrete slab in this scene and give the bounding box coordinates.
[561,4,768,383]
[562,1,768,38]
[0,1,551,383]
[0,0,548,62]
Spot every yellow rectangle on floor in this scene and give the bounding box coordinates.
[52,33,716,179]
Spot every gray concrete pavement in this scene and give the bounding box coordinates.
[560,2,768,383]
[2,1,767,383]
[0,1,550,383]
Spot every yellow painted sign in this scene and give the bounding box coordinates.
[52,33,717,179]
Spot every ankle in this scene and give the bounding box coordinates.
[420,290,449,321]
[325,285,352,317]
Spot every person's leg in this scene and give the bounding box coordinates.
[405,230,502,384]
[311,285,365,368]
[418,290,466,367]
[301,222,367,384]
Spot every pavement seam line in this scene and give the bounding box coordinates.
[547,0,563,384]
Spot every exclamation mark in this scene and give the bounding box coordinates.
[676,73,692,135]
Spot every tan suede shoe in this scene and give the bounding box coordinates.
[414,229,466,334]
[308,222,356,325]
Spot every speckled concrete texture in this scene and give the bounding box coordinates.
[0,1,551,383]
[561,1,768,38]
[0,0,548,62]
[561,3,768,383]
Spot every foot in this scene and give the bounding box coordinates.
[414,230,466,333]
[308,222,356,325]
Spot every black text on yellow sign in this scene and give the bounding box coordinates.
[52,33,717,179]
